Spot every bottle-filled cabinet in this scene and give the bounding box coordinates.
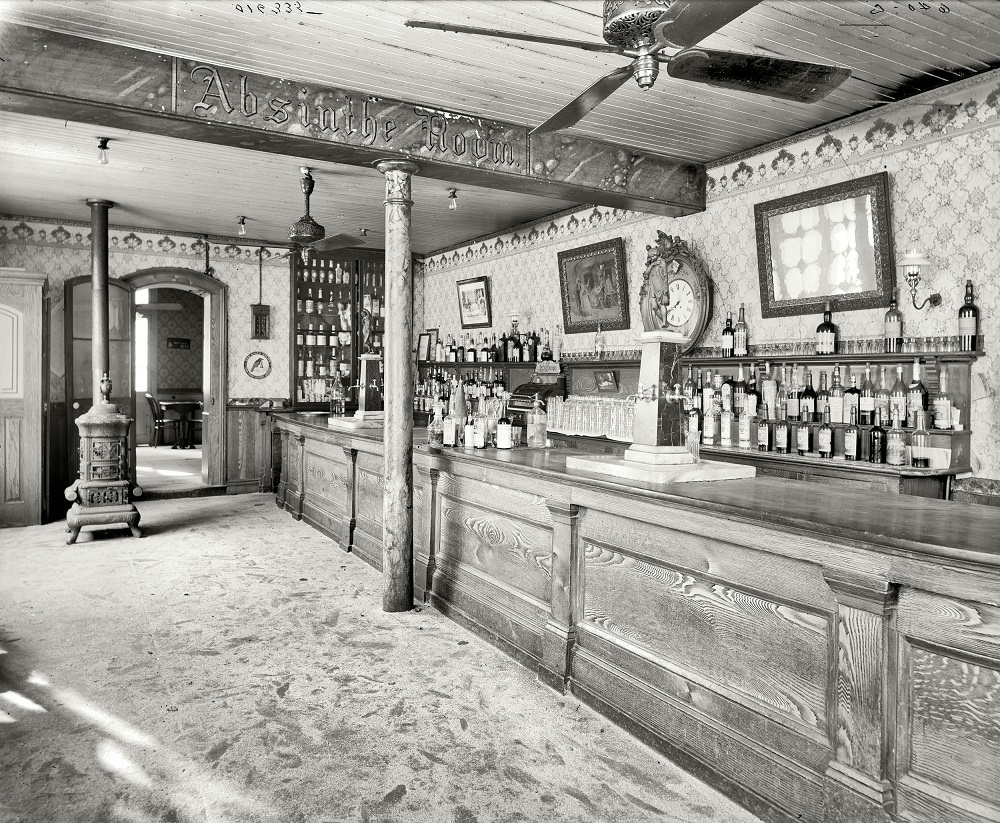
[290,248,385,408]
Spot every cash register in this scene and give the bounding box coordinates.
[506,361,566,427]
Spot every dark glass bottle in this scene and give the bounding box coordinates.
[815,301,837,355]
[859,364,876,426]
[844,373,861,426]
[496,331,508,363]
[733,363,748,415]
[818,408,834,459]
[868,408,887,464]
[884,289,903,353]
[844,406,860,461]
[721,312,734,358]
[815,371,830,422]
[774,402,790,454]
[907,358,927,428]
[799,370,817,423]
[540,329,553,361]
[958,279,979,351]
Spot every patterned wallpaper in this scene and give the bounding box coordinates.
[153,288,204,392]
[0,221,290,402]
[419,72,1000,482]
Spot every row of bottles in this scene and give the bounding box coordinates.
[425,379,547,450]
[684,358,959,432]
[695,402,932,467]
[430,328,554,364]
[414,365,509,412]
[715,281,980,357]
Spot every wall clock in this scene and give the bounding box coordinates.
[638,231,713,353]
[244,351,272,379]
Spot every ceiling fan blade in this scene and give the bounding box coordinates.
[309,233,366,252]
[405,20,621,53]
[529,64,634,136]
[665,49,851,103]
[652,1,762,48]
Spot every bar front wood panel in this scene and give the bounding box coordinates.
[272,421,1000,823]
[225,407,272,494]
[352,447,384,571]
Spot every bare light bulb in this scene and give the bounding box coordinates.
[447,188,458,211]
[97,137,110,166]
[237,216,247,236]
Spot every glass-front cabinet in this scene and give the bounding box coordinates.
[289,248,385,409]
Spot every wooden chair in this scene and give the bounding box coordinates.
[144,393,179,448]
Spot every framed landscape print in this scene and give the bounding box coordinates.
[456,276,492,329]
[557,238,630,335]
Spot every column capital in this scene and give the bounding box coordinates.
[85,198,115,208]
[374,159,420,176]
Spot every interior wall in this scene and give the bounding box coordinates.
[0,227,290,404]
[151,287,204,394]
[419,74,1000,483]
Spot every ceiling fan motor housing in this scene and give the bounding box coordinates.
[603,0,674,48]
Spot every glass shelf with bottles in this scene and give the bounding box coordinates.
[425,326,556,366]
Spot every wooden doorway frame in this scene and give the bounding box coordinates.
[125,268,227,488]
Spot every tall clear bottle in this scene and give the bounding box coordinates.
[774,402,790,454]
[828,365,845,424]
[889,364,907,425]
[757,404,771,452]
[886,413,906,466]
[733,303,749,357]
[786,366,801,422]
[958,279,979,351]
[911,411,930,467]
[844,373,861,426]
[526,394,548,449]
[761,361,778,414]
[932,369,952,429]
[818,408,834,459]
[844,406,860,461]
[875,365,891,425]
[859,364,876,426]
[907,358,927,428]
[816,371,830,421]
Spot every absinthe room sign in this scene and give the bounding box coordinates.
[178,62,528,173]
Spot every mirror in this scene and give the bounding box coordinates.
[754,171,894,317]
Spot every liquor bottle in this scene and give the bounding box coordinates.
[702,370,714,416]
[795,415,811,456]
[733,303,749,357]
[442,397,458,447]
[868,409,887,464]
[699,369,710,416]
[456,336,466,363]
[859,364,876,426]
[480,334,491,363]
[907,358,927,427]
[774,402,790,454]
[884,289,903,353]
[786,366,801,422]
[745,369,759,417]
[733,363,748,415]
[799,370,817,423]
[594,323,607,359]
[527,394,548,449]
[712,372,724,417]
[508,331,522,363]
[525,330,538,362]
[682,365,696,413]
[737,404,752,450]
[776,365,789,419]
[334,262,345,285]
[816,371,830,421]
[427,401,445,448]
[317,324,328,348]
[886,413,906,466]
[496,330,508,363]
[452,376,468,436]
[463,416,476,450]
[761,361,778,415]
[720,370,734,413]
[757,404,771,452]
[932,368,952,429]
[304,347,315,379]
[446,335,456,363]
[844,374,861,426]
[316,351,327,378]
[496,401,513,450]
[540,329,553,362]
[305,323,317,347]
[316,288,325,315]
[296,326,305,347]
[844,406,860,461]
[818,408,833,458]
[889,364,907,424]
[721,313,735,358]
[472,398,488,449]
[687,403,702,445]
[910,410,930,467]
[435,336,445,362]
[305,287,315,314]
[295,291,304,314]
[815,301,837,355]
[828,365,845,424]
[466,334,477,363]
[958,279,979,351]
[875,366,890,424]
[702,404,717,446]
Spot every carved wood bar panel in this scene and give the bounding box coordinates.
[352,447,385,571]
[273,418,1000,823]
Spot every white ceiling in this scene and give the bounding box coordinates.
[1,0,999,253]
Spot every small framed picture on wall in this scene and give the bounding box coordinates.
[456,276,492,329]
[416,333,432,362]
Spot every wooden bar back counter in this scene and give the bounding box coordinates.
[273,412,1000,823]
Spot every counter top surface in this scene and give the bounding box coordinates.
[273,412,1000,566]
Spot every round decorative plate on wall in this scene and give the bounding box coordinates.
[244,351,272,379]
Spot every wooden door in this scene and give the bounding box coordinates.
[64,276,136,487]
[0,270,46,526]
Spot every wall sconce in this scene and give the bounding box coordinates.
[237,216,247,236]
[898,248,941,310]
[447,188,458,211]
[97,137,110,166]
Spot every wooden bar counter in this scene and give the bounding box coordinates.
[273,412,1000,823]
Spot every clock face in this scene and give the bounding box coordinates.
[666,279,695,327]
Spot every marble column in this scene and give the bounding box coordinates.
[376,159,419,612]
[88,199,114,403]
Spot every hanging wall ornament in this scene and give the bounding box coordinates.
[251,246,271,340]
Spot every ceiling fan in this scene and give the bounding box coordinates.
[406,0,851,136]
[275,167,366,262]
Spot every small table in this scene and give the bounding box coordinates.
[160,400,202,449]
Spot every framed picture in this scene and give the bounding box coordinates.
[456,276,492,329]
[557,237,630,334]
[416,333,432,362]
[594,370,619,393]
[426,327,439,352]
[754,171,895,317]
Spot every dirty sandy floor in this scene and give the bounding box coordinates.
[0,494,763,823]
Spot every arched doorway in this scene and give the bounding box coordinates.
[125,268,227,488]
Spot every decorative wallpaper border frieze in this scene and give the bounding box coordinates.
[707,73,1000,200]
[0,216,287,264]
